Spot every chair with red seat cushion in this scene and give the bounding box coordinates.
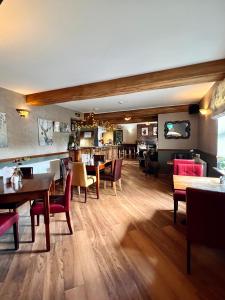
[0,212,19,250]
[30,171,73,242]
[186,188,225,273]
[173,159,195,175]
[100,159,123,196]
[173,163,203,224]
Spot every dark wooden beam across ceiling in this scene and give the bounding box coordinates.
[85,104,189,124]
[26,59,225,106]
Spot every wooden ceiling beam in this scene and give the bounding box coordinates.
[26,59,225,106]
[88,104,189,123]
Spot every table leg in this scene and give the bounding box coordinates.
[96,165,100,199]
[43,190,50,251]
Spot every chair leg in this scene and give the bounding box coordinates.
[103,181,106,189]
[187,240,191,274]
[118,178,122,191]
[84,187,87,203]
[31,214,35,242]
[96,181,99,199]
[13,222,19,250]
[37,215,40,226]
[174,200,178,224]
[113,182,117,196]
[71,186,73,201]
[77,186,81,195]
[66,212,73,234]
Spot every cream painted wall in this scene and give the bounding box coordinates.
[158,112,198,150]
[198,114,217,156]
[119,123,137,144]
[0,87,76,159]
[198,83,220,156]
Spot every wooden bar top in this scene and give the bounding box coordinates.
[173,175,225,193]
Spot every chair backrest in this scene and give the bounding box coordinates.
[50,159,61,181]
[20,167,33,178]
[177,163,203,177]
[173,159,195,175]
[61,158,71,170]
[93,155,105,163]
[69,162,88,187]
[64,170,72,211]
[113,159,123,181]
[186,188,225,249]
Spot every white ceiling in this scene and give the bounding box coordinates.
[58,82,214,113]
[0,0,225,96]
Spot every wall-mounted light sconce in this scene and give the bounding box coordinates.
[199,108,211,116]
[124,116,131,121]
[16,109,30,118]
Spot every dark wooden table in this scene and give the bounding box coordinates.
[86,161,111,199]
[0,173,54,251]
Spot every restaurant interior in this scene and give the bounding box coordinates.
[0,1,225,300]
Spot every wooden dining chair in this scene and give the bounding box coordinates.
[0,212,19,250]
[93,155,105,163]
[30,171,73,242]
[20,167,33,178]
[100,159,123,196]
[173,163,203,223]
[186,188,225,274]
[69,162,97,202]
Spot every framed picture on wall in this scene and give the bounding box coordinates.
[153,126,158,136]
[53,121,60,132]
[0,112,8,148]
[38,118,54,146]
[60,122,70,133]
[141,127,148,136]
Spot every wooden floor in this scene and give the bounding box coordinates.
[1,160,225,300]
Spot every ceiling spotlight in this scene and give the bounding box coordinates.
[118,100,123,104]
[124,117,131,121]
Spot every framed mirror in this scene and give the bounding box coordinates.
[164,120,190,139]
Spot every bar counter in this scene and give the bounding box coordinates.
[69,145,118,162]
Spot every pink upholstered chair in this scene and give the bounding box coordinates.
[30,171,73,242]
[186,188,225,273]
[0,212,19,250]
[173,159,195,175]
[173,163,203,223]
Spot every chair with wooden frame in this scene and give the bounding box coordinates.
[30,171,73,242]
[69,162,97,202]
[100,159,123,196]
[20,167,34,178]
[0,212,19,250]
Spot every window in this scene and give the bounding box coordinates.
[217,115,225,170]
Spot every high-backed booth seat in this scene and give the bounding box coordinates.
[173,162,203,223]
[0,212,19,250]
[186,188,225,274]
[69,162,97,202]
[100,159,123,196]
[30,171,73,242]
[173,159,195,175]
